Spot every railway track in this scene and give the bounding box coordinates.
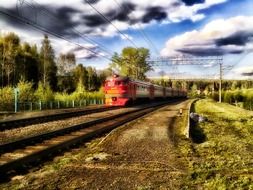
[0,106,120,131]
[0,101,171,177]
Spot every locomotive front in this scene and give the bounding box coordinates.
[103,75,130,106]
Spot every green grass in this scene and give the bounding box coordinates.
[180,99,253,189]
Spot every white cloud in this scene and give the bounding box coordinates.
[1,0,229,38]
[161,16,253,56]
[120,34,133,41]
[0,0,229,62]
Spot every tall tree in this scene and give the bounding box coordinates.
[56,52,76,92]
[0,36,3,87]
[57,52,76,76]
[110,47,152,80]
[1,33,20,86]
[86,66,99,91]
[39,35,57,90]
[16,43,39,85]
[73,64,88,90]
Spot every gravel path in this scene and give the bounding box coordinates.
[0,99,191,190]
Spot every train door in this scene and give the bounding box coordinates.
[129,82,136,101]
[149,85,154,99]
[133,83,136,100]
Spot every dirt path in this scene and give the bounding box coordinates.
[0,100,192,190]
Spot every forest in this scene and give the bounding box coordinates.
[1,32,253,111]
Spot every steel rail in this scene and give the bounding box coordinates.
[0,106,120,131]
[0,101,170,177]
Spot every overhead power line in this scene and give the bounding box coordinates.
[114,0,160,55]
[0,9,112,61]
[223,51,251,76]
[85,0,139,49]
[17,0,115,58]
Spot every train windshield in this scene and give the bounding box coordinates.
[106,81,115,86]
[106,80,127,86]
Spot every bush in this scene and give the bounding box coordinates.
[34,82,54,102]
[211,92,219,102]
[16,79,35,102]
[0,86,14,111]
[224,91,233,104]
[242,91,253,110]
[55,82,104,102]
[233,90,243,102]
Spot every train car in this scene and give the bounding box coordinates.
[103,75,130,106]
[104,74,187,106]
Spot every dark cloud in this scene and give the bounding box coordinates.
[215,32,253,46]
[70,45,97,52]
[84,0,100,4]
[142,6,167,23]
[177,47,243,56]
[175,32,253,56]
[0,5,81,38]
[83,2,135,27]
[83,14,107,27]
[181,0,205,6]
[105,2,135,22]
[0,7,29,30]
[241,71,253,76]
[79,52,100,59]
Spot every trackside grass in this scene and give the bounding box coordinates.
[181,99,253,189]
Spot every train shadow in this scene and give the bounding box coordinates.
[167,116,178,147]
[189,119,206,144]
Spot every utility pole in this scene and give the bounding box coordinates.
[219,62,222,103]
[43,49,45,87]
[2,42,4,88]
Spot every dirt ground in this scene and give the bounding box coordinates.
[0,100,192,190]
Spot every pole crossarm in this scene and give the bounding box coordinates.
[147,55,223,66]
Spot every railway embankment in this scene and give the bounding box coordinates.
[183,99,253,189]
[0,99,252,189]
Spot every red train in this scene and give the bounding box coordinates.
[103,74,187,106]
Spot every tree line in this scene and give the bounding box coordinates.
[0,33,108,92]
[1,32,253,111]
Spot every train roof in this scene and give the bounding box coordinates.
[105,75,186,91]
[105,75,129,81]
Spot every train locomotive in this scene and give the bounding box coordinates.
[103,74,187,106]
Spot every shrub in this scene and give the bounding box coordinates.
[34,82,54,102]
[0,86,14,111]
[16,79,35,102]
[233,90,243,103]
[211,92,219,102]
[224,91,233,104]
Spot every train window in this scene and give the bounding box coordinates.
[121,81,127,85]
[106,81,114,86]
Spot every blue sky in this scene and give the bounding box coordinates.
[1,0,253,79]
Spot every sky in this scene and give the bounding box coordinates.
[0,0,253,79]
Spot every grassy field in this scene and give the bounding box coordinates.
[180,99,253,189]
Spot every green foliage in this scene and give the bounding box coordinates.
[57,52,76,76]
[0,86,13,111]
[211,89,253,110]
[55,80,104,102]
[223,91,233,103]
[1,32,20,86]
[180,99,253,189]
[110,47,152,80]
[39,34,57,90]
[34,81,54,102]
[188,84,198,98]
[16,79,35,102]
